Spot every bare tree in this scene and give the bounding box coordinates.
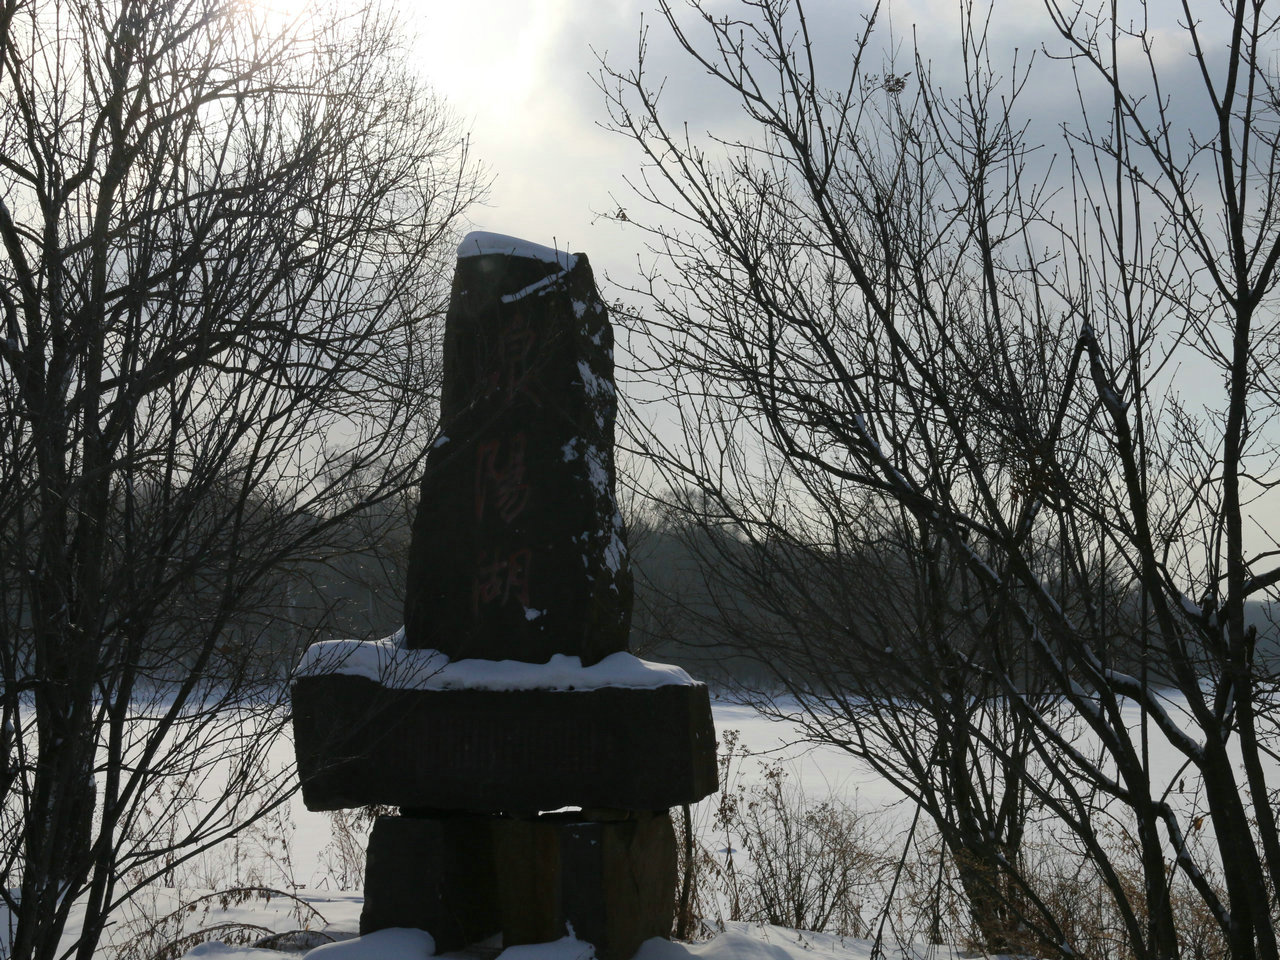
[633,489,1059,950]
[0,1,481,958]
[602,1,1280,958]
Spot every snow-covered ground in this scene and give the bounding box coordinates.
[182,921,962,960]
[6,681,1253,960]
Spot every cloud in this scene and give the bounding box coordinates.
[406,0,1250,312]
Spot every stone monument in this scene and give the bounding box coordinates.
[290,233,718,960]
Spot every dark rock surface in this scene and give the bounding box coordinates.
[360,811,676,960]
[494,812,677,960]
[291,674,718,814]
[403,241,631,665]
[360,815,501,951]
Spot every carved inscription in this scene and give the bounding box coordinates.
[473,548,533,613]
[487,312,540,406]
[470,312,540,613]
[475,434,530,524]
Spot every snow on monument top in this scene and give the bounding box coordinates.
[457,231,578,270]
[297,630,699,692]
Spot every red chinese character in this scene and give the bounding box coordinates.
[472,547,534,613]
[504,548,532,607]
[475,433,530,523]
[485,312,541,405]
[473,549,507,609]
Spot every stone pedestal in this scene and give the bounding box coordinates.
[359,815,501,952]
[495,812,677,960]
[291,676,717,814]
[292,673,716,957]
[356,811,677,960]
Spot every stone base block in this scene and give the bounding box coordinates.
[360,812,676,960]
[359,815,500,952]
[291,677,717,814]
[493,812,676,960]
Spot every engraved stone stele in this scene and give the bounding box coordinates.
[403,234,631,665]
[289,233,718,960]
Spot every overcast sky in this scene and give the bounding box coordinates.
[406,0,1225,280]
[410,0,641,280]
[409,0,972,281]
